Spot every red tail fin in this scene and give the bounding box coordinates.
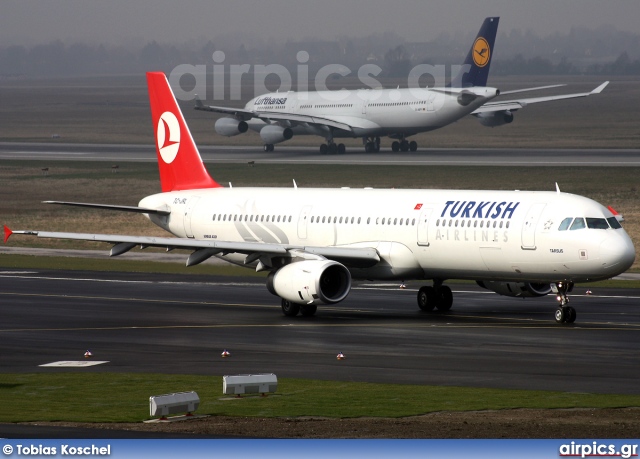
[146,72,220,192]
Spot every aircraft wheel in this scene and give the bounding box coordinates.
[436,286,453,311]
[392,141,400,152]
[281,299,300,317]
[264,144,274,152]
[409,141,418,152]
[337,143,346,154]
[554,307,565,323]
[328,143,338,154]
[417,286,436,311]
[400,140,409,152]
[364,142,373,153]
[300,304,318,317]
[564,306,577,324]
[320,144,328,155]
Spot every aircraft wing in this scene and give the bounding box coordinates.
[3,227,380,269]
[195,98,354,132]
[472,81,609,114]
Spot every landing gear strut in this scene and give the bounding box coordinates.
[417,280,453,312]
[553,282,576,324]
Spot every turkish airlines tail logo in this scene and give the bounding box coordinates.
[156,111,180,164]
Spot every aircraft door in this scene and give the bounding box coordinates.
[297,205,312,240]
[183,196,201,238]
[521,203,546,250]
[417,207,433,246]
[427,93,436,111]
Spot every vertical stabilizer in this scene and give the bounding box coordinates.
[147,72,221,192]
[450,17,499,88]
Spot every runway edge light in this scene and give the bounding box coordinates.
[337,352,345,360]
[221,349,230,358]
[84,350,92,358]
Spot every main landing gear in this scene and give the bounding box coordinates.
[263,144,275,152]
[417,281,453,312]
[281,299,317,317]
[363,136,381,153]
[391,139,418,152]
[319,142,346,155]
[553,282,576,324]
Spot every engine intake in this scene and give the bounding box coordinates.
[215,117,248,137]
[476,281,551,298]
[266,260,351,306]
[260,125,294,144]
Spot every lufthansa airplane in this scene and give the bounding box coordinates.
[196,17,608,154]
[4,72,634,324]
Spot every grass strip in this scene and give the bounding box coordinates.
[1,373,639,423]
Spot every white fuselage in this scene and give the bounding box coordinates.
[140,188,635,283]
[244,87,498,138]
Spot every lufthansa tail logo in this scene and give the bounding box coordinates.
[156,111,180,164]
[472,37,490,67]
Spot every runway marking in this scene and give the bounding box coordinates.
[39,361,109,367]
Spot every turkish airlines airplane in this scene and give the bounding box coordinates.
[4,72,635,324]
[197,17,609,154]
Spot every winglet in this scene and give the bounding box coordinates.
[591,81,609,94]
[3,225,13,244]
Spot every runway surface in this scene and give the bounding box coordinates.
[2,142,640,166]
[2,268,640,395]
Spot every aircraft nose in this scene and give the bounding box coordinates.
[599,232,636,275]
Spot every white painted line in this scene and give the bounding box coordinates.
[39,361,109,367]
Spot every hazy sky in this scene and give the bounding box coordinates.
[2,0,639,46]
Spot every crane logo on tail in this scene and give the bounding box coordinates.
[472,37,490,67]
[156,111,180,164]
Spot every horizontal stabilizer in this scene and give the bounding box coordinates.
[44,201,171,216]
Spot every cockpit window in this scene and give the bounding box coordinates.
[558,218,573,231]
[586,218,610,229]
[607,216,622,229]
[570,218,586,230]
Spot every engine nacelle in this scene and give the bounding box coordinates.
[266,260,351,306]
[476,281,552,298]
[215,117,248,137]
[259,125,293,144]
[477,110,514,127]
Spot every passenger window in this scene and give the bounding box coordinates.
[586,218,609,229]
[558,218,572,231]
[607,217,622,229]
[570,218,586,230]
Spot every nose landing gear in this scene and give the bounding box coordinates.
[553,282,576,324]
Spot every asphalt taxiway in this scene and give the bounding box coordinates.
[1,142,640,166]
[2,269,639,395]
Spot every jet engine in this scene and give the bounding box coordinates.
[259,125,294,144]
[477,110,514,127]
[215,117,248,137]
[266,260,351,306]
[476,281,552,298]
